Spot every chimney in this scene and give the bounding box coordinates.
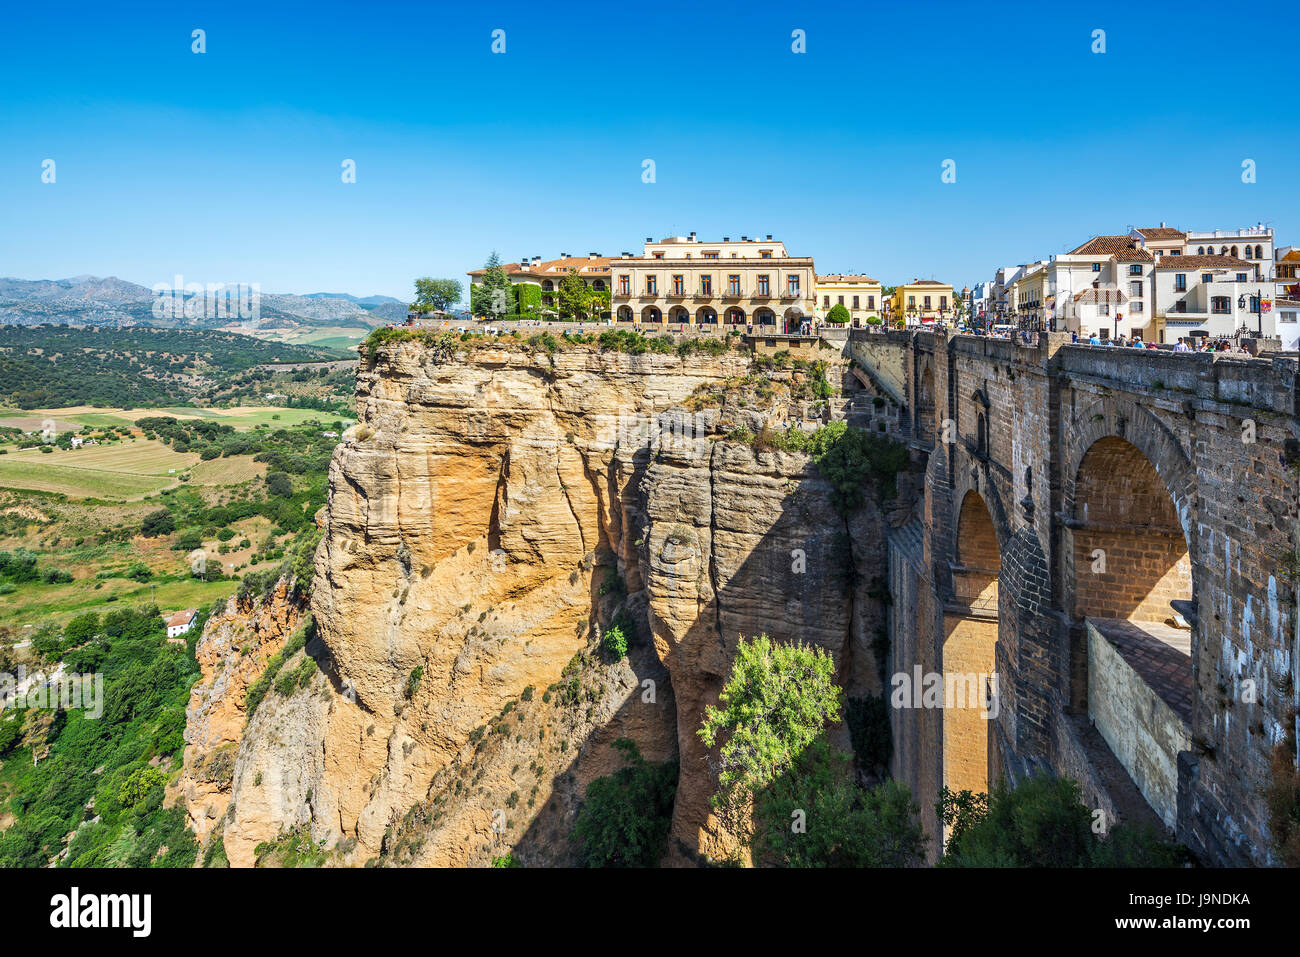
[688,232,696,241]
[589,252,599,258]
[560,251,569,258]
[741,235,748,241]
[766,234,773,240]
[723,236,730,242]
[645,237,652,243]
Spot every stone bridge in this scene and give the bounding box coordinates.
[848,328,1300,865]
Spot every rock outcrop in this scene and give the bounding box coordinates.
[181,337,902,865]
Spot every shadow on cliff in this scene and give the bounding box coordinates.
[506,438,902,868]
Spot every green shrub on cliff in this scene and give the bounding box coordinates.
[574,738,677,867]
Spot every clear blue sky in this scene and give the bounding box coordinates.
[0,0,1291,300]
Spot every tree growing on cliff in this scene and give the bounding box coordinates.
[698,635,841,846]
[573,738,677,867]
[410,277,462,315]
[699,634,926,867]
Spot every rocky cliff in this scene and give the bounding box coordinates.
[181,335,907,866]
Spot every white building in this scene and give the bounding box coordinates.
[1152,255,1275,341]
[166,609,198,639]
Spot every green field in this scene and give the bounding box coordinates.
[0,404,349,432]
[0,573,238,630]
[0,436,279,500]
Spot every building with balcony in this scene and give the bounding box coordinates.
[890,279,955,325]
[467,253,612,318]
[1276,246,1300,298]
[609,234,815,330]
[814,274,883,325]
[1152,255,1275,340]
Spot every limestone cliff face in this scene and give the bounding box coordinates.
[185,339,894,865]
[177,579,306,847]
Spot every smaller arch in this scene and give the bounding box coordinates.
[695,306,717,324]
[1255,244,1264,259]
[725,307,746,324]
[640,305,662,323]
[667,305,690,324]
[754,307,776,325]
[616,305,634,322]
[1231,245,1239,258]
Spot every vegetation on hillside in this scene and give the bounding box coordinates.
[0,325,348,409]
[573,738,678,867]
[0,605,201,867]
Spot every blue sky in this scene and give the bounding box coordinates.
[0,0,1291,300]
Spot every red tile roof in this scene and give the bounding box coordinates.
[1154,255,1251,270]
[1135,226,1186,241]
[166,609,197,628]
[468,256,611,278]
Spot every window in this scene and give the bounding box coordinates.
[1244,247,1253,259]
[823,295,830,307]
[1197,246,1205,255]
[1212,296,1230,313]
[700,275,712,295]
[1237,273,1247,282]
[728,274,741,295]
[760,250,772,258]
[1255,245,1263,259]
[757,275,770,296]
[1202,273,1213,284]
[1231,246,1238,257]
[867,295,875,309]
[1132,301,1143,312]
[1175,273,1187,291]
[908,295,916,308]
[618,275,630,295]
[646,275,658,295]
[923,296,932,309]
[653,252,664,260]
[1250,295,1260,312]
[1176,301,1187,313]
[852,296,860,308]
[703,251,719,259]
[940,296,948,310]
[1130,282,1143,296]
[1091,263,1101,272]
[1129,264,1143,275]
[837,295,844,306]
[787,275,800,294]
[671,274,684,295]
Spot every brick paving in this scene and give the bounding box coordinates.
[1090,617,1192,725]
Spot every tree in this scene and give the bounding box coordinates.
[573,739,677,867]
[471,252,513,319]
[754,739,926,867]
[825,303,851,324]
[265,471,293,498]
[937,775,1190,867]
[140,509,175,537]
[410,278,462,315]
[557,268,591,320]
[698,634,842,841]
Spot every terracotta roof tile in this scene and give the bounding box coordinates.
[1135,226,1186,241]
[1154,255,1252,270]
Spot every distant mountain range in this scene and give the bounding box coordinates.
[0,276,408,329]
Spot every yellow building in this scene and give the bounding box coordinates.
[610,234,815,330]
[890,280,955,325]
[815,274,883,325]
